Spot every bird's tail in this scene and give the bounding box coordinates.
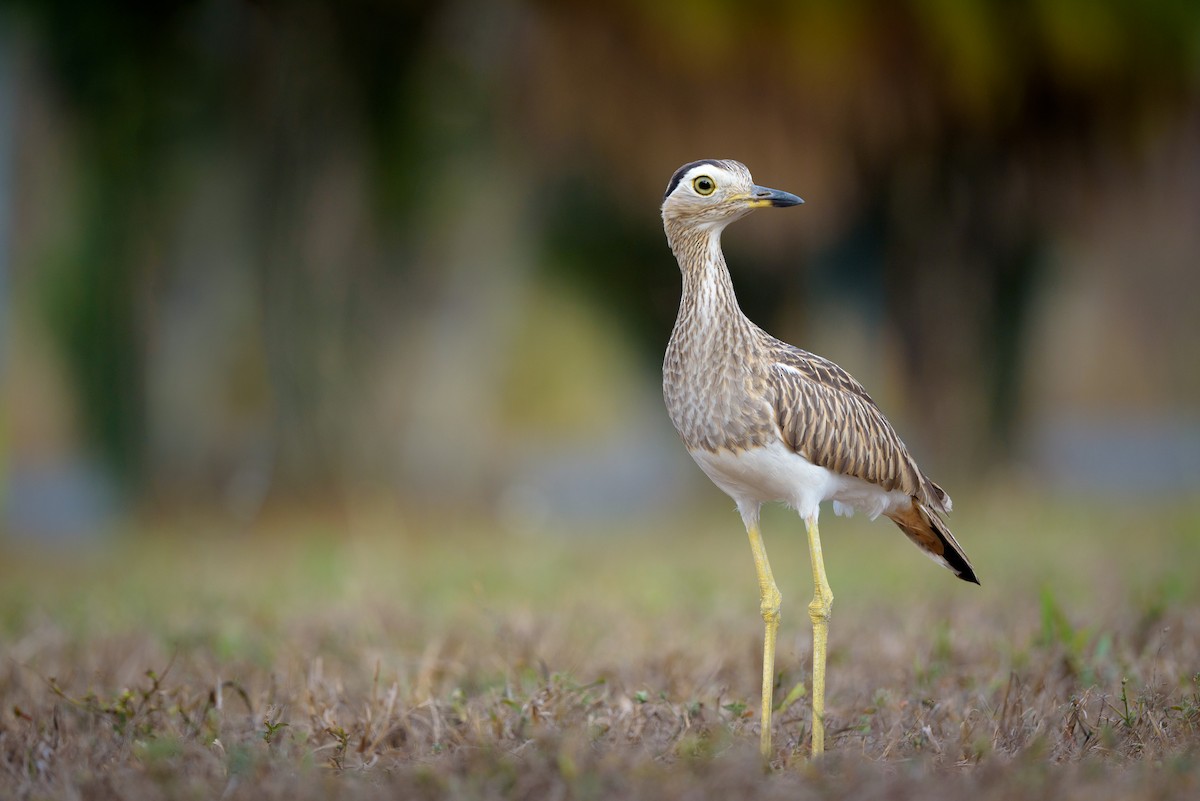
[886,499,979,584]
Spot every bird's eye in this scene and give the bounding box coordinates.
[692,176,716,196]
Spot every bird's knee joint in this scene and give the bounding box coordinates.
[760,588,782,623]
[807,595,833,623]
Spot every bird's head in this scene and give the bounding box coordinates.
[661,159,803,232]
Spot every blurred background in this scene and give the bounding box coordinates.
[1,0,1198,544]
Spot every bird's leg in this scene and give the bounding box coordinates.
[804,514,833,756]
[746,522,782,760]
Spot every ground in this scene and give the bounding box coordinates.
[2,489,1199,799]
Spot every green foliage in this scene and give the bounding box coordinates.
[1038,586,1079,650]
[721,700,748,717]
[776,679,807,714]
[1037,586,1120,687]
[46,667,177,739]
[262,715,289,745]
[7,0,1200,497]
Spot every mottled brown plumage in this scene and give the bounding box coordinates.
[659,158,978,759]
[768,340,951,513]
[660,158,975,582]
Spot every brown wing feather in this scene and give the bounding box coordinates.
[765,341,951,513]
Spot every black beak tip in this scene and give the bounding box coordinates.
[753,186,804,207]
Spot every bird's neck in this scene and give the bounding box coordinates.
[666,222,750,335]
[662,219,769,453]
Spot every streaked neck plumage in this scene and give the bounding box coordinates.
[663,217,752,338]
[663,215,772,453]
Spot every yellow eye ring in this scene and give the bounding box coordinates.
[692,176,716,196]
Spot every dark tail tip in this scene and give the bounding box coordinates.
[956,563,981,586]
[934,515,979,585]
[888,499,979,585]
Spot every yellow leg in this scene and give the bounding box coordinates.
[746,522,781,760]
[805,515,834,756]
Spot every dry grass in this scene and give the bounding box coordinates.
[2,492,1199,799]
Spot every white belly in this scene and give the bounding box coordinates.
[688,439,910,522]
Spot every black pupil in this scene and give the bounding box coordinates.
[698,178,712,192]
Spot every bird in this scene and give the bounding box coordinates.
[660,159,978,759]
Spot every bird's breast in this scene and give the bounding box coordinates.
[663,322,777,453]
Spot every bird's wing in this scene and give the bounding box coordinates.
[765,341,951,513]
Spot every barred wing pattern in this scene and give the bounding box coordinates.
[766,341,951,514]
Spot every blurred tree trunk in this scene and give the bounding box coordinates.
[32,7,186,489]
[878,131,1046,468]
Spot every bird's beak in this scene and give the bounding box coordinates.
[746,185,804,208]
